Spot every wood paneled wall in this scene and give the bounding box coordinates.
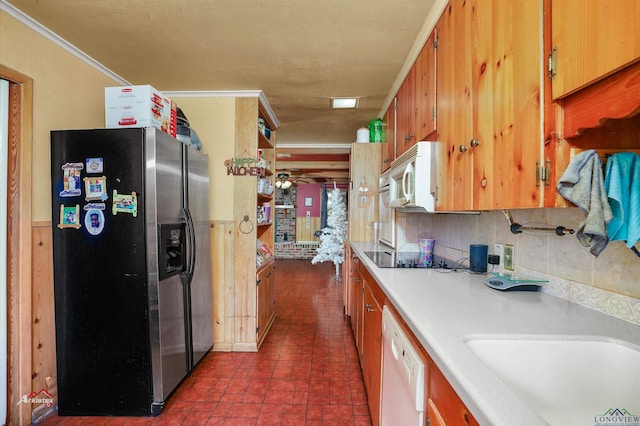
[209,220,235,351]
[295,216,321,242]
[31,223,56,403]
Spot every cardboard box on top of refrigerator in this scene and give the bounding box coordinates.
[105,85,177,137]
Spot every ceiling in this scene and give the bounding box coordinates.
[5,0,444,184]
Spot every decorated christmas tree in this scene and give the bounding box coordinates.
[312,183,347,281]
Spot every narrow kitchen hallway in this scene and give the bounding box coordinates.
[41,259,372,426]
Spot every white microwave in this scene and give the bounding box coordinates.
[389,141,438,212]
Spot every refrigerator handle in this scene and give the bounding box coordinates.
[186,208,196,281]
[181,207,196,284]
[180,207,196,370]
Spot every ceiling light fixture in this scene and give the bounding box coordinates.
[275,172,292,189]
[330,97,359,109]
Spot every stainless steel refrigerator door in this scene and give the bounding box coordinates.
[187,148,214,364]
[145,129,187,404]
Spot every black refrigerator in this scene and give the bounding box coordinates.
[50,127,213,416]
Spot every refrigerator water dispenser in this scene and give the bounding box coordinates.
[159,223,185,281]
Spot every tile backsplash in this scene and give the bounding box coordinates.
[396,208,640,325]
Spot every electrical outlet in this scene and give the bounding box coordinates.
[503,244,514,271]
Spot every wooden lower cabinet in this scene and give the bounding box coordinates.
[362,282,383,426]
[350,252,479,426]
[428,398,447,426]
[351,265,364,357]
[428,359,479,426]
[256,261,276,347]
[350,259,386,425]
[343,245,353,315]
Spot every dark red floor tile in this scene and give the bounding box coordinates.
[154,411,187,425]
[263,389,295,404]
[256,412,283,425]
[182,410,212,425]
[219,392,244,403]
[220,418,256,425]
[268,378,297,391]
[210,402,233,418]
[191,401,218,412]
[353,404,371,416]
[355,415,374,426]
[226,402,262,418]
[240,392,265,404]
[292,389,309,405]
[245,378,270,394]
[281,413,306,425]
[164,399,193,412]
[305,404,323,420]
[258,403,285,414]
[322,404,355,420]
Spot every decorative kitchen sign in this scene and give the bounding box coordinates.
[58,204,81,229]
[84,176,108,201]
[59,162,84,197]
[224,157,266,177]
[85,157,104,173]
[112,190,138,216]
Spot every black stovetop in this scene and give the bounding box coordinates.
[364,250,458,269]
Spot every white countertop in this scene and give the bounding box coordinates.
[351,242,640,426]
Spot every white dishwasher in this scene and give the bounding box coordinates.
[380,306,425,426]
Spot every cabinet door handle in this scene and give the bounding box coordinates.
[365,303,375,313]
[459,145,468,153]
[470,139,480,148]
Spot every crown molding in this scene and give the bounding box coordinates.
[0,1,130,85]
[164,90,279,129]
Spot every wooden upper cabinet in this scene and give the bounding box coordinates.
[551,0,640,100]
[396,66,417,158]
[436,0,543,211]
[381,99,396,172]
[416,30,438,142]
[435,0,475,211]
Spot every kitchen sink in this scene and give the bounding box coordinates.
[465,336,640,425]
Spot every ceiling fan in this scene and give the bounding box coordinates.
[275,171,294,189]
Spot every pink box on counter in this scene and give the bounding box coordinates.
[105,85,177,137]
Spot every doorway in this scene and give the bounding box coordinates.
[1,65,34,426]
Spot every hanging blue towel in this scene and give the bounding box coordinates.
[605,152,640,252]
[557,149,613,256]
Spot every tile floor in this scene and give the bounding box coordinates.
[40,260,371,425]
